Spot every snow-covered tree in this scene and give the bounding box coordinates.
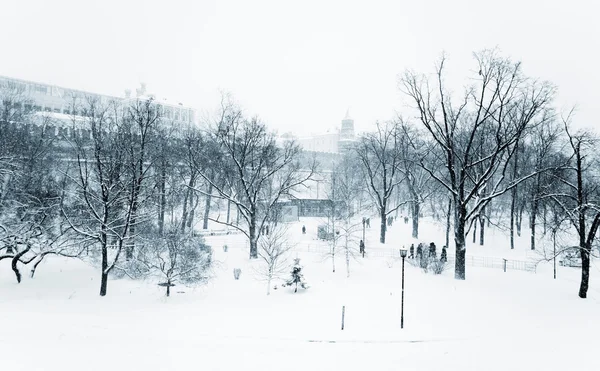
[134,225,212,297]
[256,223,293,295]
[283,258,308,293]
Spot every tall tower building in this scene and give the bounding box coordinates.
[340,108,355,140]
[338,108,357,152]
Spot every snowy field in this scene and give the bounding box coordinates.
[2,216,600,371]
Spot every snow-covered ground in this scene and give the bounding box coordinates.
[1,216,599,371]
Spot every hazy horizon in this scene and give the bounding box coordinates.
[1,0,597,136]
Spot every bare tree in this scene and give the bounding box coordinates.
[256,223,293,295]
[549,113,600,298]
[63,98,137,296]
[122,98,161,259]
[134,224,212,297]
[401,50,555,279]
[356,121,404,244]
[396,121,435,239]
[195,99,315,258]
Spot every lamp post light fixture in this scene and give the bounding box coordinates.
[399,248,408,329]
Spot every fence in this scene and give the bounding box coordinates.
[446,255,536,273]
[204,236,537,273]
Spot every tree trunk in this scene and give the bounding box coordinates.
[516,205,524,237]
[380,208,387,244]
[188,192,199,229]
[530,198,538,250]
[158,164,166,236]
[181,187,190,232]
[202,182,213,230]
[454,204,467,280]
[479,214,485,246]
[267,274,272,295]
[445,196,452,249]
[127,199,138,260]
[11,245,31,283]
[510,187,517,249]
[411,201,419,239]
[100,240,109,297]
[226,199,231,224]
[579,245,590,298]
[249,214,258,259]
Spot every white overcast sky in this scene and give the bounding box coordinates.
[1,0,598,136]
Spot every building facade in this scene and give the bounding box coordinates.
[0,75,197,128]
[296,109,357,154]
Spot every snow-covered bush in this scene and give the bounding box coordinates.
[430,259,449,275]
[132,228,212,296]
[282,258,309,293]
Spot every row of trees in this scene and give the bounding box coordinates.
[2,49,598,299]
[0,87,314,296]
[343,50,597,298]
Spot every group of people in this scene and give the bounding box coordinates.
[409,242,448,263]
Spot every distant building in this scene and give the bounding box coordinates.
[295,109,357,154]
[0,75,197,128]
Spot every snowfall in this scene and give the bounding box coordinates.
[2,216,599,371]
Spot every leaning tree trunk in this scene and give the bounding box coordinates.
[11,244,32,283]
[188,192,199,229]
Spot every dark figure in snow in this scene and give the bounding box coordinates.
[429,242,437,259]
[440,246,447,263]
[265,225,269,235]
[302,225,306,234]
[366,218,370,228]
[387,216,393,227]
[416,243,423,260]
[404,216,409,224]
[359,239,365,257]
[409,244,415,259]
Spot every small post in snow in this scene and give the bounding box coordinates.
[341,305,345,330]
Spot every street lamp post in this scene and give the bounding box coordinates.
[399,248,408,329]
